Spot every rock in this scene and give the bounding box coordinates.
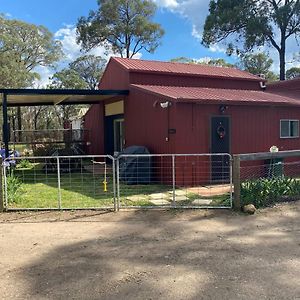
[243,204,256,214]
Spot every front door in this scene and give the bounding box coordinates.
[211,116,230,182]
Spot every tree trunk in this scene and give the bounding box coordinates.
[279,43,286,81]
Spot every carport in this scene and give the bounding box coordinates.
[0,88,129,157]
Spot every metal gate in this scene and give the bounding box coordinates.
[2,155,116,211]
[2,153,232,211]
[116,154,233,209]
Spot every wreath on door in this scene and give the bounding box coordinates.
[217,125,226,139]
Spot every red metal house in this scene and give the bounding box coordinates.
[84,57,300,159]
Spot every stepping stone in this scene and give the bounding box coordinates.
[172,195,188,201]
[150,199,170,205]
[126,195,147,202]
[150,193,168,199]
[168,190,186,196]
[191,199,213,205]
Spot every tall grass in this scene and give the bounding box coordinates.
[241,176,300,208]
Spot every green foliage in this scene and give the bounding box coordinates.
[239,52,279,81]
[77,0,164,58]
[16,159,33,170]
[0,15,63,88]
[70,55,106,89]
[286,67,300,80]
[202,0,300,80]
[48,69,88,89]
[170,56,235,67]
[48,55,106,90]
[6,174,23,204]
[241,176,300,208]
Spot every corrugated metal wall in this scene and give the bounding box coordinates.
[130,72,261,90]
[83,103,105,155]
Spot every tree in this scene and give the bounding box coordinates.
[48,55,106,90]
[286,66,300,79]
[239,52,279,81]
[69,55,107,89]
[76,0,164,58]
[0,15,62,141]
[202,0,300,80]
[0,15,62,88]
[48,55,106,127]
[170,56,235,67]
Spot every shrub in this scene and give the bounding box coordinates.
[16,159,32,169]
[6,174,23,204]
[241,176,300,208]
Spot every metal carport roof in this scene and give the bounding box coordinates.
[0,88,129,107]
[0,88,129,157]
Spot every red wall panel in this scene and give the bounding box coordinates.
[130,72,261,90]
[83,103,105,155]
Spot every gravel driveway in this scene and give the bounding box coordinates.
[0,202,299,300]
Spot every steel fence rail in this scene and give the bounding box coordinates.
[3,155,116,211]
[2,153,233,211]
[117,153,233,209]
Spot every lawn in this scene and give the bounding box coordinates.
[5,161,231,209]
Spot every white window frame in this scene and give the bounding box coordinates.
[280,119,299,139]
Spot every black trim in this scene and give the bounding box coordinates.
[0,88,129,96]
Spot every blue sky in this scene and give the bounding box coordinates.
[1,0,298,85]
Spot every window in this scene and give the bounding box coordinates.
[280,120,299,138]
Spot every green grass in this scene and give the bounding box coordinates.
[6,163,231,209]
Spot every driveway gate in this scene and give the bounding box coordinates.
[116,154,233,209]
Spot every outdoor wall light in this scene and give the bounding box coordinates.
[219,105,228,114]
[160,101,171,108]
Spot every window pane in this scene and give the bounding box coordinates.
[291,121,299,137]
[281,121,290,137]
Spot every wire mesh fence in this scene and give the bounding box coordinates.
[239,156,300,208]
[117,154,232,209]
[3,155,116,210]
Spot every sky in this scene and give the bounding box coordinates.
[1,0,299,86]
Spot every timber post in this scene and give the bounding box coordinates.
[233,155,241,211]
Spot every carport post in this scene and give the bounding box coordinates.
[2,93,9,158]
[0,165,3,212]
[233,155,241,210]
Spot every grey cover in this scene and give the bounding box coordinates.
[119,146,151,185]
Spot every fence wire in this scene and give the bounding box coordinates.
[2,153,233,211]
[3,155,116,210]
[239,157,300,207]
[117,154,232,209]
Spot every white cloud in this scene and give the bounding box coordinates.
[161,0,300,73]
[154,0,179,9]
[35,24,142,87]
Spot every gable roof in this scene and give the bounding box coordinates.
[111,57,263,82]
[131,84,300,107]
[267,78,300,100]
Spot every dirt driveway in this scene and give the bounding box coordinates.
[0,203,299,300]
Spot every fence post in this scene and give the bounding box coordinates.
[233,155,241,211]
[0,164,3,212]
[112,157,117,212]
[57,157,62,210]
[116,158,120,211]
[172,155,176,206]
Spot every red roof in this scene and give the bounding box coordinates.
[131,84,300,106]
[112,57,262,82]
[267,78,300,100]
